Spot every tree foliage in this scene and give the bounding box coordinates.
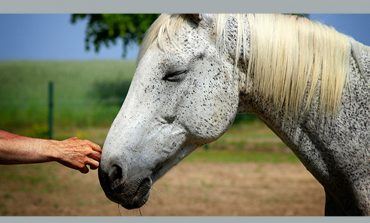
[71,14,159,57]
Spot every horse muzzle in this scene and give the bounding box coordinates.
[98,164,152,209]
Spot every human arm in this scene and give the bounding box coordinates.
[0,130,102,173]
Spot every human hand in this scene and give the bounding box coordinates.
[52,137,102,174]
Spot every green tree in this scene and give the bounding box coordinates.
[71,14,159,57]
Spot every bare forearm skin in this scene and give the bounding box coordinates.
[0,131,59,164]
[0,130,102,173]
[0,130,23,139]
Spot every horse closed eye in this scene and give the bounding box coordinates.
[162,70,188,82]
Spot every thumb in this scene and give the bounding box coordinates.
[79,166,89,174]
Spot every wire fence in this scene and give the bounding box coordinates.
[0,60,256,141]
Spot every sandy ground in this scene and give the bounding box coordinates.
[0,161,324,216]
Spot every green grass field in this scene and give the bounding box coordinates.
[0,60,135,135]
[0,60,297,163]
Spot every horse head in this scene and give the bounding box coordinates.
[98,14,240,209]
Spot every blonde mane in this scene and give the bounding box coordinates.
[139,14,351,116]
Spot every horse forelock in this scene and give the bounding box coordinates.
[138,14,186,63]
[138,14,351,117]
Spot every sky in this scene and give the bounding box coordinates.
[0,14,139,60]
[0,14,369,60]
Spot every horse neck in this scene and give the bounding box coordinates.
[237,70,332,185]
[236,41,370,188]
[234,22,370,214]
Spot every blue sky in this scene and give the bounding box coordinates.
[0,14,369,60]
[0,14,139,60]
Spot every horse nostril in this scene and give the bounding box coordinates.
[109,164,122,180]
[108,164,124,190]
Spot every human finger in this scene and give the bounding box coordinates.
[89,164,98,170]
[85,157,99,169]
[87,150,101,161]
[84,140,102,153]
[79,165,89,174]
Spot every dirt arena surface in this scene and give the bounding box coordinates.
[0,161,324,216]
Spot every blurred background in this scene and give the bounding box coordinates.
[0,14,369,215]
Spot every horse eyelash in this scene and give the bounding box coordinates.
[162,70,188,81]
[162,52,204,82]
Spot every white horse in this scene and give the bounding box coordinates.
[98,14,370,215]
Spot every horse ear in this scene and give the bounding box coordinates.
[187,14,202,23]
[186,14,214,24]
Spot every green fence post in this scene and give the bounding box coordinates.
[48,81,54,139]
[204,144,209,151]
